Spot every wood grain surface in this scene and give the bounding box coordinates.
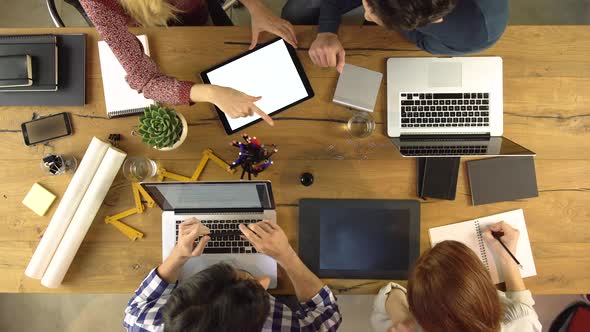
[0,26,588,294]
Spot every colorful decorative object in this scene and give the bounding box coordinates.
[229,134,278,180]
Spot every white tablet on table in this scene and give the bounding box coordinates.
[201,38,314,135]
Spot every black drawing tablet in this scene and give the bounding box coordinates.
[299,199,420,279]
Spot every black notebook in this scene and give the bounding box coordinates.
[467,157,538,205]
[0,34,85,106]
[417,157,460,200]
[0,34,57,92]
[0,55,32,87]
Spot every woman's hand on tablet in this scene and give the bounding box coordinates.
[192,85,274,126]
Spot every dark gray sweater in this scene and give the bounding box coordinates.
[318,0,509,55]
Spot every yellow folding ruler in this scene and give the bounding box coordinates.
[105,149,234,240]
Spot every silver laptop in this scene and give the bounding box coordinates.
[387,57,534,157]
[141,181,278,288]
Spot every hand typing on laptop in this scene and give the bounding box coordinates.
[240,220,339,310]
[125,218,342,332]
[157,218,210,283]
[239,220,296,265]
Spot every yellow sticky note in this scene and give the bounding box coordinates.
[22,183,56,216]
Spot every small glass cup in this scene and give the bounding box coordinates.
[347,111,375,138]
[122,157,158,182]
[41,154,78,176]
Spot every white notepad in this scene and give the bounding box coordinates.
[98,35,154,117]
[429,209,537,284]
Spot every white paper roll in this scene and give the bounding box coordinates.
[41,147,127,288]
[25,137,110,279]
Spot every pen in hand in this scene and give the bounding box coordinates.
[492,231,523,269]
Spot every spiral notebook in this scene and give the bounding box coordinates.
[98,35,153,118]
[429,209,537,284]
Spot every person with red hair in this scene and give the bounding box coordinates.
[371,221,542,332]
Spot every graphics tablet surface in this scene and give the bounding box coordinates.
[201,38,314,134]
[299,199,420,279]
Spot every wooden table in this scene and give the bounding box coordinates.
[1,26,589,294]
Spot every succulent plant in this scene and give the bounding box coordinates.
[138,104,183,149]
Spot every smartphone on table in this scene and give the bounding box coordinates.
[21,112,73,146]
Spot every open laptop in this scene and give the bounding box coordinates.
[387,57,535,157]
[141,181,278,288]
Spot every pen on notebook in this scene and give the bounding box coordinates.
[492,232,523,269]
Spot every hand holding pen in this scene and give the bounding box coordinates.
[483,221,522,268]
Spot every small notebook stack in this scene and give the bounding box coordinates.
[98,35,154,118]
[417,157,460,200]
[0,34,58,92]
[429,209,537,284]
[0,55,32,87]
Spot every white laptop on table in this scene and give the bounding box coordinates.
[141,181,278,288]
[386,57,534,157]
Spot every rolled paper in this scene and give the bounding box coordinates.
[41,147,126,288]
[25,137,110,279]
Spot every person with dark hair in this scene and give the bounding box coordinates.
[370,221,542,332]
[281,0,508,72]
[123,218,342,332]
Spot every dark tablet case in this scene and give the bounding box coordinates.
[298,199,420,279]
[419,157,460,200]
[0,34,85,106]
[467,156,538,205]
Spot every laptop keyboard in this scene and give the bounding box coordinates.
[400,93,490,128]
[175,219,262,254]
[400,145,488,156]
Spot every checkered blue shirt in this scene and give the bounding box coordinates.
[124,268,342,332]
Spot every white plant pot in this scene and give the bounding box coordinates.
[156,112,188,151]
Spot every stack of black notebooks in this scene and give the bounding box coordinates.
[0,35,58,91]
[0,34,86,106]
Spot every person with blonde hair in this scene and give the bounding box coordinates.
[371,221,542,332]
[80,0,299,125]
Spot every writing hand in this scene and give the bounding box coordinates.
[483,221,520,261]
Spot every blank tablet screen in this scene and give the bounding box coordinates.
[203,39,310,131]
[319,208,410,271]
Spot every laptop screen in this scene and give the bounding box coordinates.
[141,182,274,211]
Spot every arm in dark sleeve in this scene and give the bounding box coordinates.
[80,0,194,105]
[399,29,481,55]
[318,0,345,33]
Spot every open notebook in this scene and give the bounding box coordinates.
[98,35,154,118]
[429,209,537,284]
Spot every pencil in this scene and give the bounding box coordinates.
[493,234,523,269]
